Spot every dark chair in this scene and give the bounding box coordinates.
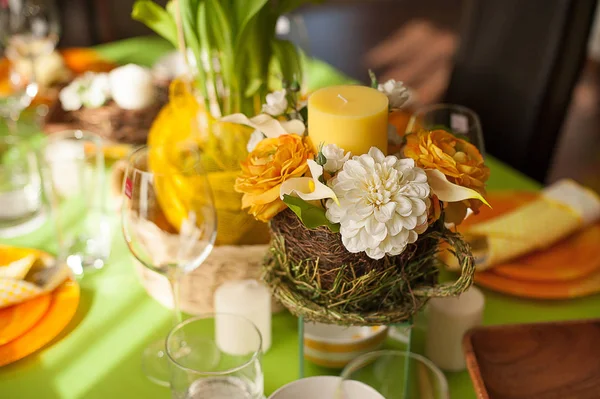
[444,0,597,182]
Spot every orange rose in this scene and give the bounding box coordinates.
[235,134,313,222]
[404,129,490,222]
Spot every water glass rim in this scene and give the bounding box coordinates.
[165,313,263,376]
[412,103,480,118]
[46,129,103,145]
[125,143,206,178]
[340,350,449,394]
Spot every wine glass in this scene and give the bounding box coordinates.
[121,144,217,386]
[338,350,449,399]
[405,104,485,156]
[0,0,60,128]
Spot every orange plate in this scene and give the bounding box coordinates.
[0,294,51,346]
[474,269,600,300]
[458,191,600,298]
[460,192,600,283]
[0,279,80,367]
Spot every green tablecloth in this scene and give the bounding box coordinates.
[2,37,600,399]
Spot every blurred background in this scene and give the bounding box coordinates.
[31,0,600,190]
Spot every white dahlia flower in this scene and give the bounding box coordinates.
[322,143,351,173]
[326,147,430,260]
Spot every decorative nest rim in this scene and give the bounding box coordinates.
[263,210,475,326]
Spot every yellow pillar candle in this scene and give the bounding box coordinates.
[308,85,389,156]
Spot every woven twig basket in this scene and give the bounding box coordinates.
[45,83,169,144]
[133,244,283,314]
[264,210,475,326]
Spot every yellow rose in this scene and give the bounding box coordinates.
[404,129,490,222]
[235,134,313,222]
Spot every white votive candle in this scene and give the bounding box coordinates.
[44,140,85,198]
[214,279,272,354]
[425,286,485,371]
[109,64,155,110]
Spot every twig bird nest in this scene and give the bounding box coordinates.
[263,209,475,326]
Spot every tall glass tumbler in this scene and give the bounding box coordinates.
[0,134,46,237]
[339,351,449,399]
[42,130,110,276]
[166,314,264,399]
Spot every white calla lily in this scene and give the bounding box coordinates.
[425,169,490,206]
[221,113,305,138]
[280,160,338,204]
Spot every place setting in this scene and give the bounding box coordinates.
[2,0,600,398]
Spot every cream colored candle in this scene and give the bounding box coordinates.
[425,287,485,371]
[214,279,272,354]
[308,85,389,156]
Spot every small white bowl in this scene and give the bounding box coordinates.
[304,322,388,368]
[268,376,384,399]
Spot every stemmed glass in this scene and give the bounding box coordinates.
[405,104,485,156]
[0,0,60,127]
[121,143,217,386]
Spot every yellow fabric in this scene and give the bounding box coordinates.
[147,79,270,245]
[0,246,70,308]
[445,197,583,271]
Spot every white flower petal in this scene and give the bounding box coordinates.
[365,217,387,241]
[262,90,288,116]
[378,79,410,109]
[247,130,265,152]
[280,160,338,203]
[374,202,396,223]
[366,247,385,260]
[322,144,351,173]
[221,113,305,138]
[425,169,490,206]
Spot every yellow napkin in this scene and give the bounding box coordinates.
[444,180,600,270]
[0,246,71,308]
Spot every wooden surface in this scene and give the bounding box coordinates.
[464,319,600,399]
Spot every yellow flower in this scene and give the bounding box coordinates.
[405,129,490,223]
[235,134,313,222]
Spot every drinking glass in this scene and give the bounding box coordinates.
[0,0,60,125]
[405,104,485,156]
[0,134,46,237]
[122,144,217,386]
[42,130,110,276]
[166,314,264,399]
[338,351,449,399]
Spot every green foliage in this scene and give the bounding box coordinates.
[282,194,340,232]
[132,0,320,116]
[132,0,178,46]
[368,69,378,89]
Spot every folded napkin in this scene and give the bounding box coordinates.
[444,180,600,271]
[0,246,71,308]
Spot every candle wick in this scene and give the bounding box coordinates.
[337,94,348,104]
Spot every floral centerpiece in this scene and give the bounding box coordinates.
[225,76,490,325]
